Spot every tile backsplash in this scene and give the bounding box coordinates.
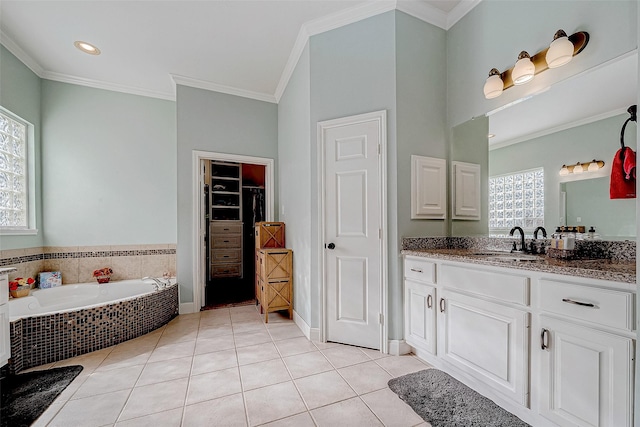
[0,244,177,285]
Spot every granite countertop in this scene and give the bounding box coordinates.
[402,248,636,284]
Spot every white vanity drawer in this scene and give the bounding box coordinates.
[440,264,529,306]
[539,279,635,331]
[404,257,436,284]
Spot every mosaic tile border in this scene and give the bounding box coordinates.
[9,283,179,374]
[0,248,177,267]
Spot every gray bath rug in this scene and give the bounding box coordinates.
[1,365,83,427]
[388,368,530,427]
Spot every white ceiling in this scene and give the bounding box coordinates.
[0,0,472,102]
[489,51,638,148]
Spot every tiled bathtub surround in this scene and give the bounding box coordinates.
[402,236,636,262]
[0,244,177,285]
[9,283,179,374]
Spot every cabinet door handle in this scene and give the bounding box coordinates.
[410,268,423,273]
[427,294,433,309]
[562,298,596,308]
[541,328,549,350]
[439,298,445,313]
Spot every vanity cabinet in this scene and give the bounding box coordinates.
[538,316,634,427]
[404,257,437,355]
[403,254,636,427]
[438,288,529,406]
[536,278,635,427]
[405,279,436,355]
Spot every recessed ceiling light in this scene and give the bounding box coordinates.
[488,133,495,139]
[74,41,101,55]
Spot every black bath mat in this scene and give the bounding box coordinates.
[1,365,83,427]
[388,368,530,427]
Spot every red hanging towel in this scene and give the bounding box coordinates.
[610,147,636,199]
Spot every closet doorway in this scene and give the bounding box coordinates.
[193,151,274,311]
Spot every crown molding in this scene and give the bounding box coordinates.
[0,31,45,77]
[489,107,629,151]
[446,0,482,30]
[304,1,397,37]
[171,74,277,104]
[43,71,175,101]
[396,1,447,29]
[4,1,482,105]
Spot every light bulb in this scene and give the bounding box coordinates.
[546,30,574,68]
[588,160,600,172]
[559,165,570,176]
[483,68,504,99]
[512,51,535,85]
[573,162,583,174]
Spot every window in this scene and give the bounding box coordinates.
[489,168,544,233]
[0,109,33,232]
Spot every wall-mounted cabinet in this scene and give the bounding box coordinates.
[452,161,481,220]
[411,155,447,219]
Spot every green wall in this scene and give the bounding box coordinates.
[309,11,398,332]
[0,45,43,250]
[41,80,176,246]
[278,43,312,324]
[176,85,278,303]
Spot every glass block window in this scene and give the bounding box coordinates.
[0,110,28,229]
[489,168,544,231]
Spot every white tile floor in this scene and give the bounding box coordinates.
[26,304,432,427]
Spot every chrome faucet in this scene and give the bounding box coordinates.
[142,277,165,290]
[509,226,526,253]
[533,226,547,239]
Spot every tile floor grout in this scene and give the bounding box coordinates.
[25,305,431,427]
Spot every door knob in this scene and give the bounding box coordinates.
[327,243,336,250]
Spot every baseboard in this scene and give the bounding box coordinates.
[179,302,196,314]
[388,339,411,355]
[310,328,321,342]
[293,310,311,339]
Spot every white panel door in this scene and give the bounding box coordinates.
[322,113,383,350]
[539,316,634,427]
[438,289,529,405]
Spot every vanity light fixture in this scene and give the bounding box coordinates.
[512,52,535,85]
[546,30,575,68]
[588,159,601,172]
[74,40,101,55]
[572,161,584,174]
[558,160,604,176]
[483,30,589,99]
[483,69,504,99]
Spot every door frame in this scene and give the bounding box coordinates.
[316,110,388,353]
[192,150,275,311]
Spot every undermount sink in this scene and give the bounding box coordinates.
[485,254,543,262]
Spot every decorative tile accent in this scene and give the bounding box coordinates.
[9,284,179,374]
[0,245,177,284]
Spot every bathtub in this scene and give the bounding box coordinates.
[9,279,179,373]
[9,279,170,321]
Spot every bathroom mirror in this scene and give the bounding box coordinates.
[452,51,638,240]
